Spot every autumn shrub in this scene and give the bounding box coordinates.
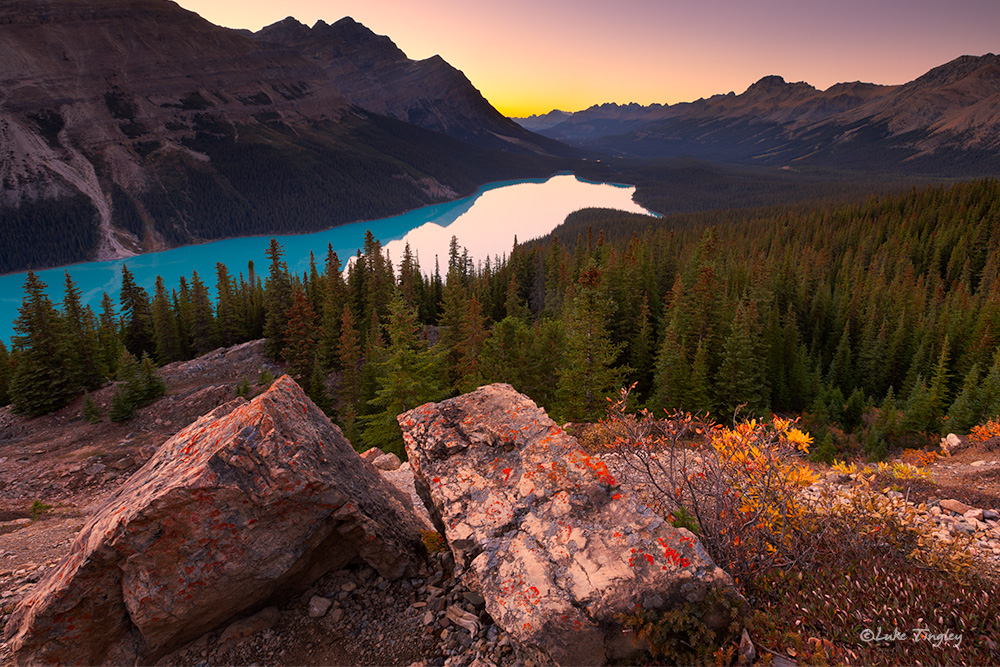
[969,419,1000,450]
[602,385,818,583]
[602,387,997,665]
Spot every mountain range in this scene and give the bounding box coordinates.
[514,54,1000,172]
[0,0,570,274]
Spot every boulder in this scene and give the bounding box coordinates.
[4,376,425,666]
[399,384,743,666]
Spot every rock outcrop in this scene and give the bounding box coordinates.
[3,375,425,665]
[399,384,743,666]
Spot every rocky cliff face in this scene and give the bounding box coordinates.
[253,17,568,155]
[0,0,568,274]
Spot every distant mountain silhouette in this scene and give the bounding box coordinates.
[519,55,1000,173]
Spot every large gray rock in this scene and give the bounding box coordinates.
[399,384,743,666]
[4,376,425,665]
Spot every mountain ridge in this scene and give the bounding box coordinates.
[513,55,1000,172]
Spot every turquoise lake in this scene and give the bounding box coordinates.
[1,173,652,344]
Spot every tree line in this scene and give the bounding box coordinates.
[2,178,999,461]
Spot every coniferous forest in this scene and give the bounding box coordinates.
[3,178,999,461]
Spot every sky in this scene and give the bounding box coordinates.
[174,0,999,117]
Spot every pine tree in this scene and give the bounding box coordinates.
[61,272,105,390]
[360,296,443,456]
[151,276,183,364]
[455,295,488,394]
[337,304,362,443]
[97,292,123,376]
[946,363,983,433]
[715,299,767,418]
[215,262,244,346]
[555,266,628,422]
[9,271,76,416]
[188,271,220,355]
[0,340,10,407]
[651,321,688,412]
[263,239,292,359]
[119,266,155,359]
[282,288,320,383]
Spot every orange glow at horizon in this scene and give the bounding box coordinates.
[174,0,1000,118]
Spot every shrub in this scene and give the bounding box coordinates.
[257,368,275,387]
[421,530,447,553]
[109,350,166,422]
[81,393,102,423]
[602,385,818,583]
[602,386,997,665]
[235,377,252,398]
[29,499,52,521]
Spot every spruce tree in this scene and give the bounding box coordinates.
[9,271,76,416]
[215,262,244,346]
[480,316,533,390]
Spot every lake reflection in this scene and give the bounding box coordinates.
[0,173,651,343]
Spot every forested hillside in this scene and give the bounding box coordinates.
[3,179,999,463]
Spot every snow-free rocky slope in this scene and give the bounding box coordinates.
[0,0,569,274]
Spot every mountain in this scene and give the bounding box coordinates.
[0,0,570,274]
[511,110,573,132]
[534,55,1000,173]
[252,17,569,155]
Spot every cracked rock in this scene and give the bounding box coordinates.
[399,384,743,666]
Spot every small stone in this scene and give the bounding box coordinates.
[373,453,402,471]
[984,510,999,521]
[341,581,357,593]
[308,596,332,618]
[940,499,972,515]
[463,591,485,607]
[329,608,344,623]
[965,508,985,522]
[423,611,436,626]
[642,594,664,610]
[971,460,987,467]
